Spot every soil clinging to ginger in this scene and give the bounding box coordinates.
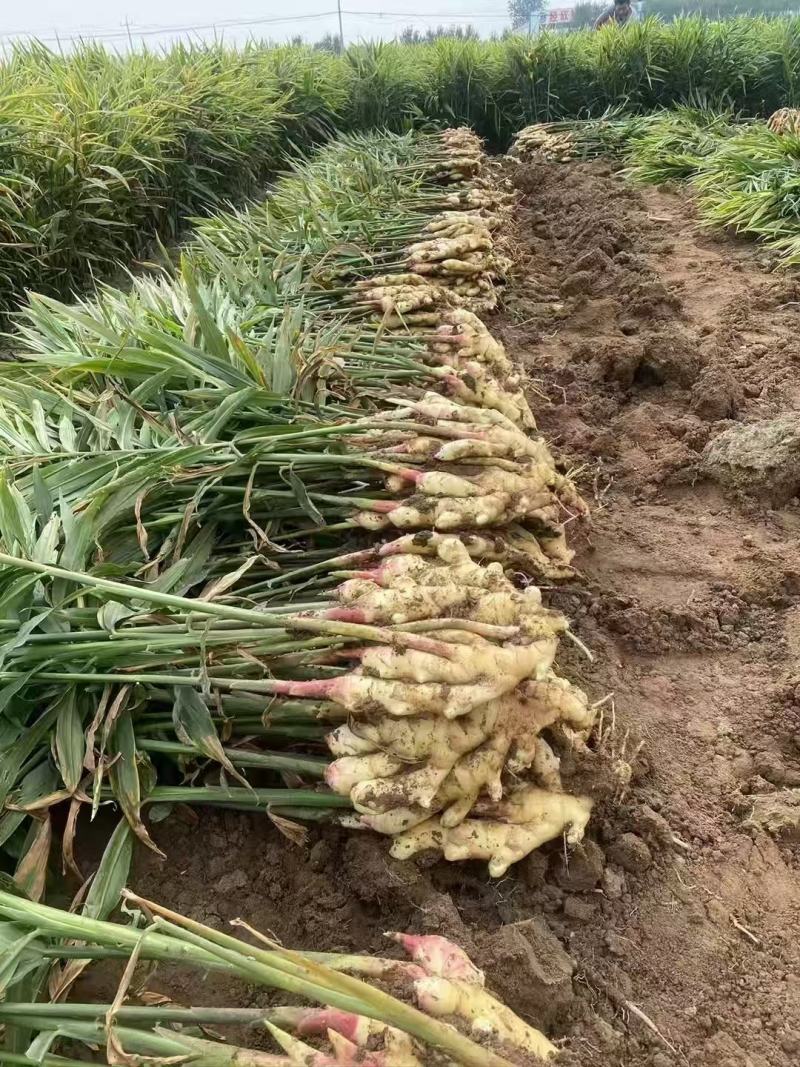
[121,156,800,1067]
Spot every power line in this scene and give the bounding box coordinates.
[0,7,509,44]
[351,10,508,18]
[0,11,342,43]
[0,7,510,46]
[348,8,507,15]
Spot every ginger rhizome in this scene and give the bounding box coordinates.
[298,535,596,876]
[276,930,558,1063]
[345,394,585,573]
[510,123,578,164]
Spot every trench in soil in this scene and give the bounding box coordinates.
[96,156,800,1067]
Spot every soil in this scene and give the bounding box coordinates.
[121,158,800,1066]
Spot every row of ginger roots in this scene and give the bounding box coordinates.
[295,129,598,879]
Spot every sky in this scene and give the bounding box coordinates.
[0,1,526,51]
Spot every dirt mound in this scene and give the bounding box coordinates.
[704,415,800,503]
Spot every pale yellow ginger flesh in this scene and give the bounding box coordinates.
[386,145,508,313]
[360,635,560,687]
[323,536,593,849]
[258,916,558,1064]
[390,789,593,877]
[346,732,509,815]
[531,736,562,791]
[360,272,430,288]
[328,705,499,762]
[370,404,549,468]
[332,680,589,816]
[374,391,522,431]
[407,234,492,261]
[350,550,511,589]
[382,1029,425,1066]
[324,752,403,794]
[414,977,557,1061]
[361,414,538,458]
[384,461,569,501]
[380,490,560,532]
[356,402,586,537]
[407,470,484,498]
[371,526,574,581]
[329,674,517,719]
[511,124,576,163]
[430,337,514,380]
[336,585,556,628]
[328,675,590,762]
[445,371,536,429]
[768,107,800,134]
[425,212,502,233]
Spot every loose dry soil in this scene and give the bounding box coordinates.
[126,157,800,1066]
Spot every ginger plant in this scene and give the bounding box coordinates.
[0,889,559,1065]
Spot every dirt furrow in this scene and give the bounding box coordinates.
[496,157,800,1067]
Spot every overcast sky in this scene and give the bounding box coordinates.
[0,1,523,51]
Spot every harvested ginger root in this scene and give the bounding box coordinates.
[311,536,597,872]
[273,929,557,1063]
[390,787,594,876]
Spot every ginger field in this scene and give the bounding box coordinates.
[0,22,799,1067]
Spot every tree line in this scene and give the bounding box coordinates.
[306,0,800,51]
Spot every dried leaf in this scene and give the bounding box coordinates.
[84,685,113,774]
[0,762,58,848]
[62,797,83,882]
[197,555,257,602]
[134,491,150,562]
[14,816,52,902]
[268,809,309,848]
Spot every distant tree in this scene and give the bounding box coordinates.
[313,31,343,53]
[572,1,606,25]
[399,25,424,44]
[398,23,480,44]
[508,0,545,31]
[643,0,794,18]
[441,23,479,40]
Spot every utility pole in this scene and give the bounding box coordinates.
[337,0,344,52]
